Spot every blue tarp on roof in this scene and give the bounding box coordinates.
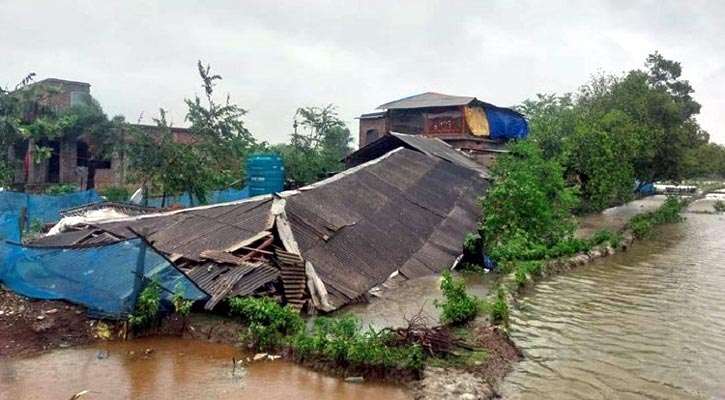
[484,106,529,140]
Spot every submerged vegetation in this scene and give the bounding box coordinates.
[627,196,688,239]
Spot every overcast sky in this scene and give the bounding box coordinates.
[2,0,723,145]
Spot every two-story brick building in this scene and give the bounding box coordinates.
[357,92,528,166]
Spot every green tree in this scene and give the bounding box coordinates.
[272,104,352,185]
[127,61,257,204]
[480,141,579,260]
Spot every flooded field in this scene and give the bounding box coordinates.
[0,337,410,400]
[500,212,725,399]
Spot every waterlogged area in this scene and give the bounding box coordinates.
[500,212,725,399]
[0,337,410,400]
[343,272,493,330]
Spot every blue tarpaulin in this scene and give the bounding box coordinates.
[144,187,250,208]
[0,238,208,318]
[484,106,529,140]
[0,190,103,225]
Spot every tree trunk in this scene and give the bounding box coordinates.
[87,159,96,190]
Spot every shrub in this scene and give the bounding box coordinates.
[514,261,545,287]
[103,186,131,202]
[434,270,481,325]
[591,230,612,245]
[228,297,303,350]
[129,279,162,328]
[715,200,725,213]
[172,283,193,317]
[291,315,425,371]
[489,286,509,327]
[45,183,79,195]
[627,196,686,239]
[609,233,623,249]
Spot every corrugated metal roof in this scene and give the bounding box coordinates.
[286,149,489,309]
[343,133,490,178]
[377,92,475,110]
[60,202,160,218]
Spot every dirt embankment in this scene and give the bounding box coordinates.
[0,289,97,358]
[411,323,522,400]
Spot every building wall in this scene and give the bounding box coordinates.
[358,117,388,149]
[39,80,91,112]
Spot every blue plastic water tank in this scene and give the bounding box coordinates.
[245,154,285,197]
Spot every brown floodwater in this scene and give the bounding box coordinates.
[500,212,725,399]
[0,337,410,400]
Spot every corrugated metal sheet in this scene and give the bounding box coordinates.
[186,261,279,309]
[343,133,490,178]
[286,149,489,309]
[60,202,160,218]
[377,92,475,110]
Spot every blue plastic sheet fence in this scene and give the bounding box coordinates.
[144,187,250,208]
[0,190,103,225]
[0,238,208,318]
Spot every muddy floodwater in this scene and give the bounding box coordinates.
[0,337,410,400]
[500,212,725,399]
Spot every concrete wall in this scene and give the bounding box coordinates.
[358,117,388,149]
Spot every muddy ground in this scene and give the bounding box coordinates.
[0,288,97,357]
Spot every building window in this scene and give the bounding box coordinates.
[365,129,379,145]
[77,141,111,169]
[70,92,92,108]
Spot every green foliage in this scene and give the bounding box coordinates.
[463,232,479,255]
[45,183,79,195]
[434,270,482,325]
[591,230,612,245]
[291,315,425,371]
[714,200,725,213]
[269,104,353,185]
[127,61,257,204]
[514,261,545,288]
[228,297,303,350]
[627,196,686,239]
[489,287,509,327]
[102,186,131,202]
[172,284,193,317]
[480,141,579,264]
[519,52,713,210]
[609,233,623,249]
[129,279,162,328]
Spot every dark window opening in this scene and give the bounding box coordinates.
[47,140,60,183]
[77,141,111,169]
[365,129,379,145]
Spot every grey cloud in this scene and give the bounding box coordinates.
[1,0,722,144]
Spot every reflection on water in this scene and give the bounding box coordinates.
[0,337,409,400]
[500,213,725,399]
[575,195,666,238]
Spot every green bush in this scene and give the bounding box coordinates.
[129,279,162,328]
[434,270,481,325]
[489,287,509,327]
[291,315,425,371]
[172,283,193,317]
[609,233,623,249]
[591,230,612,245]
[228,297,303,350]
[714,200,725,213]
[514,261,545,287]
[45,183,80,195]
[102,186,131,202]
[627,196,686,239]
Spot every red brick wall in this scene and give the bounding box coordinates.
[358,117,389,149]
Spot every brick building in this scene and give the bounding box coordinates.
[357,92,528,166]
[8,78,191,192]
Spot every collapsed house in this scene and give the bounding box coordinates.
[31,147,490,313]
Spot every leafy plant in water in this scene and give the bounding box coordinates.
[434,270,482,325]
[172,283,193,317]
[129,279,162,328]
[591,230,612,245]
[228,297,303,350]
[714,200,725,213]
[489,286,509,328]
